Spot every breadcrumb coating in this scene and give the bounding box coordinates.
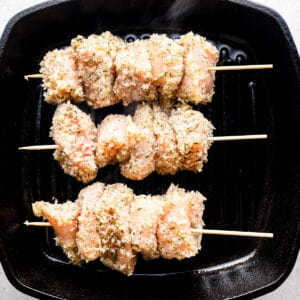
[131,195,165,260]
[32,200,81,265]
[76,182,105,262]
[153,104,180,175]
[32,182,206,275]
[114,40,157,105]
[40,47,84,104]
[95,183,136,275]
[95,114,139,168]
[120,103,156,180]
[50,102,97,183]
[40,31,220,107]
[71,32,124,108]
[169,104,214,172]
[147,34,184,101]
[157,184,206,260]
[177,32,219,105]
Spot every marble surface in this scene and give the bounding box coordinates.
[0,0,299,299]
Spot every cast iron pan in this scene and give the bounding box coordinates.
[0,0,300,299]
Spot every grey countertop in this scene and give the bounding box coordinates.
[0,0,299,299]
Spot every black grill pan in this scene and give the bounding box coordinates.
[0,0,300,299]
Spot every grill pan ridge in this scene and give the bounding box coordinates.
[0,0,300,299]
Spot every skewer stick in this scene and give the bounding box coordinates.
[207,64,273,71]
[18,145,58,150]
[193,229,273,238]
[18,134,268,151]
[209,134,268,142]
[23,221,273,238]
[24,74,43,80]
[23,64,273,80]
[24,220,51,227]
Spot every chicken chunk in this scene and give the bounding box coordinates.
[95,114,139,168]
[114,40,157,105]
[32,200,81,265]
[169,105,214,172]
[40,47,84,104]
[157,184,206,260]
[120,103,156,180]
[153,104,180,175]
[31,181,207,275]
[147,34,184,101]
[131,195,165,260]
[177,32,219,105]
[76,182,105,262]
[71,32,124,108]
[50,102,97,183]
[95,184,136,276]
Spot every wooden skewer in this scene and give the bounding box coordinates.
[207,64,273,71]
[24,220,51,227]
[24,74,43,80]
[23,64,273,80]
[193,229,273,238]
[18,134,268,151]
[209,134,268,142]
[18,145,58,150]
[23,221,273,238]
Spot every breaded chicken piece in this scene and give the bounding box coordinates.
[157,184,206,260]
[95,114,139,168]
[76,182,105,262]
[40,47,84,104]
[71,32,123,108]
[131,195,165,260]
[153,104,180,175]
[114,40,157,105]
[50,102,97,183]
[177,32,219,105]
[169,105,214,172]
[32,200,81,265]
[95,184,136,276]
[120,103,155,180]
[147,34,184,101]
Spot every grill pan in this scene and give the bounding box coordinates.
[0,0,300,299]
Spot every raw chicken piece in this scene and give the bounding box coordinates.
[32,200,81,265]
[50,102,97,183]
[71,32,124,108]
[177,32,219,105]
[76,182,105,262]
[114,40,157,105]
[95,183,136,275]
[120,103,156,180]
[40,47,84,104]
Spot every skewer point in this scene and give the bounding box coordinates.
[24,220,51,227]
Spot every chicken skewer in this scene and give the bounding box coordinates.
[19,134,268,151]
[24,221,273,239]
[24,64,273,79]
[27,182,273,276]
[24,31,273,108]
[25,65,273,80]
[18,102,267,182]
